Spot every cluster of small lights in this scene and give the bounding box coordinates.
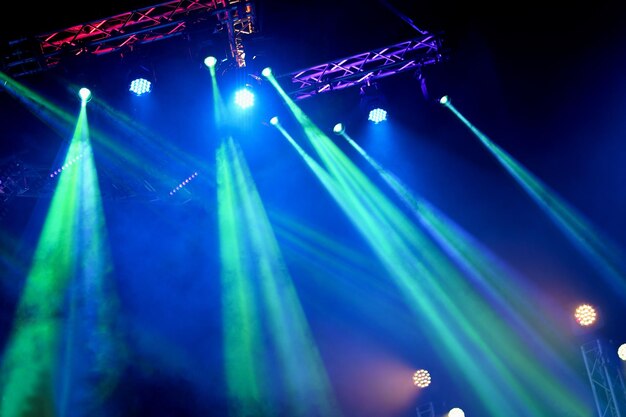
[234,88,254,109]
[412,369,431,388]
[49,152,85,178]
[618,343,626,361]
[368,108,387,124]
[169,172,199,196]
[129,78,152,96]
[574,304,597,326]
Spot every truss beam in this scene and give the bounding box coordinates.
[2,0,256,77]
[280,34,445,101]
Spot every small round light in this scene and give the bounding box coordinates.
[269,116,279,126]
[617,343,626,361]
[204,56,217,68]
[333,123,345,134]
[78,87,92,102]
[439,95,449,105]
[412,369,431,388]
[574,304,597,327]
[262,67,272,77]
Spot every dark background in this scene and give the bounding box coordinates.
[1,1,626,416]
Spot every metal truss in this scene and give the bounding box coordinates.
[280,33,446,101]
[2,0,256,78]
[582,339,626,417]
[415,402,435,417]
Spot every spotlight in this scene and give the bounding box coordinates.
[269,116,279,126]
[448,408,465,417]
[204,56,217,68]
[262,67,272,77]
[333,122,345,135]
[439,95,450,105]
[78,87,92,102]
[129,78,152,96]
[360,82,388,124]
[368,108,387,124]
[617,343,626,361]
[127,63,155,96]
[412,369,431,388]
[234,87,255,109]
[574,304,597,327]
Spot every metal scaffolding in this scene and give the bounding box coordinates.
[1,0,257,77]
[279,32,446,101]
[582,339,626,417]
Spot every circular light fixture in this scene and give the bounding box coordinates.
[574,304,597,327]
[269,116,279,126]
[78,87,92,102]
[262,67,272,77]
[412,369,431,388]
[333,123,345,134]
[204,56,217,68]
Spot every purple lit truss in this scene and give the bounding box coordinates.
[280,34,446,101]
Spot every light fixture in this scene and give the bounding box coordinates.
[234,86,255,109]
[78,87,92,103]
[333,122,345,135]
[574,304,597,327]
[412,369,431,388]
[618,343,626,361]
[127,63,155,96]
[204,56,217,68]
[439,95,450,105]
[448,408,465,417]
[262,67,272,77]
[269,116,279,126]
[360,82,388,124]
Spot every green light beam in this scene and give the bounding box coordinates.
[339,129,590,398]
[266,77,591,416]
[443,99,626,301]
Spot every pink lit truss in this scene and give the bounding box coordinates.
[3,0,256,77]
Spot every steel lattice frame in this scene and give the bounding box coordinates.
[2,0,256,77]
[280,33,445,101]
[582,339,625,417]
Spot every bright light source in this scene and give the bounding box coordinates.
[618,343,626,361]
[439,95,450,105]
[234,87,254,109]
[368,107,387,124]
[129,78,152,96]
[262,67,272,77]
[204,56,217,68]
[574,304,597,327]
[269,116,279,126]
[412,369,431,388]
[333,123,345,134]
[448,407,465,417]
[78,87,92,102]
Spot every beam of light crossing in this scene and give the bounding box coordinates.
[0,105,124,417]
[441,97,626,302]
[338,128,591,399]
[265,75,592,416]
[210,70,341,417]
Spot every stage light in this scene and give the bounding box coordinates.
[618,343,626,361]
[262,67,272,77]
[204,56,217,68]
[333,123,345,134]
[412,369,431,388]
[439,95,450,105]
[574,304,597,327]
[360,82,388,124]
[129,78,152,96]
[234,87,254,109]
[269,116,279,126]
[448,407,465,417]
[78,87,92,102]
[368,108,387,124]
